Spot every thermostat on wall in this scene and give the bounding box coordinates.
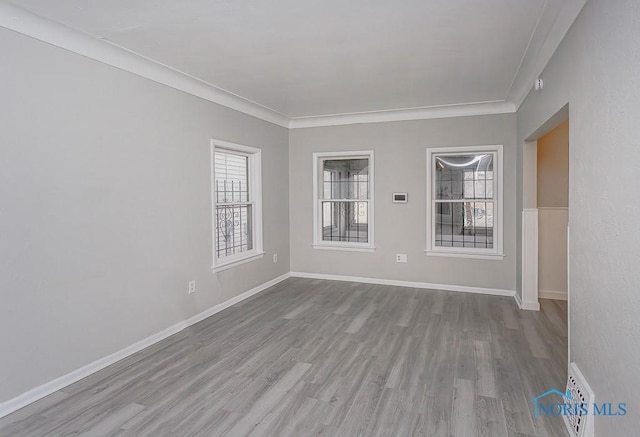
[393,193,408,203]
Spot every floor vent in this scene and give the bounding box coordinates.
[564,362,595,437]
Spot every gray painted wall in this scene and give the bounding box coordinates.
[289,114,517,291]
[516,0,640,433]
[0,28,289,403]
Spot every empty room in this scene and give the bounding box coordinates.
[0,0,638,436]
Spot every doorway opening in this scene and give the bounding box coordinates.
[521,104,569,312]
[521,103,575,435]
[537,119,569,302]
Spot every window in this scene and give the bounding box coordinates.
[313,151,374,252]
[426,145,504,259]
[212,140,263,271]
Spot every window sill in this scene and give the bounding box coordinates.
[313,244,376,253]
[212,252,265,272]
[424,250,505,261]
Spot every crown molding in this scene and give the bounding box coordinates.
[0,3,532,130]
[0,2,290,128]
[508,0,588,109]
[288,101,516,129]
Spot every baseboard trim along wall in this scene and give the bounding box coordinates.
[539,290,568,300]
[290,272,515,297]
[514,292,541,311]
[0,272,291,419]
[1,270,522,417]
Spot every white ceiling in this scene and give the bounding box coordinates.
[5,0,586,122]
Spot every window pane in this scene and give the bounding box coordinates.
[434,201,494,249]
[215,152,249,203]
[435,154,493,200]
[215,204,253,258]
[321,201,368,243]
[322,158,369,200]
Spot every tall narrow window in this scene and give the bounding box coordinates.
[212,140,263,270]
[313,151,374,252]
[426,145,503,259]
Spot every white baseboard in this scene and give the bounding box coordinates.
[513,292,540,311]
[0,272,291,419]
[184,273,290,326]
[514,292,522,308]
[539,289,568,300]
[290,272,515,297]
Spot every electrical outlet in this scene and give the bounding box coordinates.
[273,253,278,263]
[395,254,408,263]
[188,280,196,294]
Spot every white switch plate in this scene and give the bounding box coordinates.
[273,254,278,263]
[395,254,408,263]
[188,280,196,294]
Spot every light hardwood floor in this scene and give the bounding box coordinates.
[0,278,568,436]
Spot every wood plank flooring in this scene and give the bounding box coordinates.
[0,278,568,436]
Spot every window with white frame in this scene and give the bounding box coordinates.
[212,140,263,270]
[426,145,503,259]
[313,151,374,252]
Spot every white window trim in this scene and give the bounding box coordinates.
[211,139,264,272]
[312,150,375,252]
[425,145,504,260]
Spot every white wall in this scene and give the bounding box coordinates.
[289,114,517,292]
[0,28,289,403]
[517,0,640,433]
